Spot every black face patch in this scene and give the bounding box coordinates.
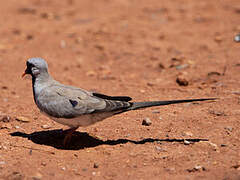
[69,99,78,107]
[27,61,34,68]
[24,61,35,75]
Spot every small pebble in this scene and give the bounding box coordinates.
[15,116,30,123]
[152,110,160,114]
[86,71,96,77]
[142,117,152,126]
[41,124,51,129]
[176,75,189,86]
[155,146,166,152]
[208,142,218,151]
[214,35,222,43]
[184,140,191,145]
[176,64,189,70]
[93,163,99,168]
[32,172,42,180]
[187,165,205,172]
[234,34,240,42]
[61,167,66,171]
[0,115,11,122]
[166,167,175,172]
[224,126,233,132]
[41,162,47,166]
[194,165,202,170]
[209,110,225,116]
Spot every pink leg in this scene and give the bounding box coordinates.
[63,127,78,147]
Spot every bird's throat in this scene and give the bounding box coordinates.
[32,74,51,104]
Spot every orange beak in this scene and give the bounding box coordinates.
[22,67,30,78]
[22,72,26,78]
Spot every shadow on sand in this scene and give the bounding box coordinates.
[10,129,208,150]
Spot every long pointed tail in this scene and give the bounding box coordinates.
[128,98,217,111]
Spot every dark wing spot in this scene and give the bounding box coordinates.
[69,99,78,107]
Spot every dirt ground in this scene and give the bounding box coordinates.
[0,0,240,179]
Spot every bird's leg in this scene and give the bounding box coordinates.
[63,127,78,147]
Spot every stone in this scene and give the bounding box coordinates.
[15,116,30,123]
[0,115,11,122]
[93,163,99,168]
[142,117,152,126]
[176,75,189,86]
[41,124,51,129]
[234,34,240,42]
[32,172,42,180]
[184,140,191,145]
[152,110,160,114]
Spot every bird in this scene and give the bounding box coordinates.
[22,57,216,146]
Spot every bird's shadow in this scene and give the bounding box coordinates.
[10,129,208,150]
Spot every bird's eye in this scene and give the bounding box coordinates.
[32,67,38,71]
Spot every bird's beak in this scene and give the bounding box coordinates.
[22,67,31,78]
[22,72,26,78]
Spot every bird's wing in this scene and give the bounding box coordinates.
[37,84,131,118]
[92,92,132,102]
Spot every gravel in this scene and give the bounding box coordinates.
[142,117,152,126]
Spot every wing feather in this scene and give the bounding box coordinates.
[36,85,132,118]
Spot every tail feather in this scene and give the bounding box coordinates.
[128,98,217,111]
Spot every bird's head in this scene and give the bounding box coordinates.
[22,58,49,78]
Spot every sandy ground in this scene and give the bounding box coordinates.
[0,0,240,179]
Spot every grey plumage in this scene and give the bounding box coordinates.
[23,58,216,144]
